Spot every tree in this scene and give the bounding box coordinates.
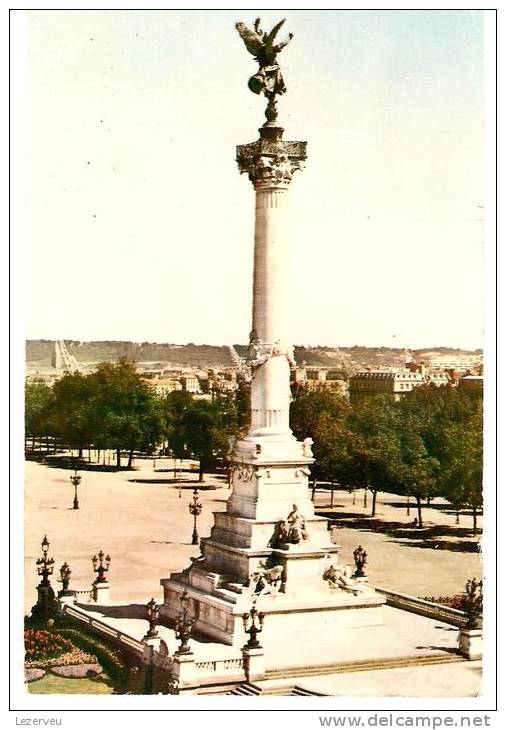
[290,388,350,441]
[163,391,239,481]
[309,413,352,484]
[344,430,401,517]
[290,388,351,482]
[88,358,163,468]
[400,384,483,530]
[44,372,94,456]
[391,427,440,528]
[235,380,251,433]
[344,396,399,516]
[439,412,483,535]
[25,381,52,450]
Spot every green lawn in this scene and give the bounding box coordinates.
[27,672,115,695]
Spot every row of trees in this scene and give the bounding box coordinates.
[290,384,483,530]
[25,359,483,529]
[25,359,249,478]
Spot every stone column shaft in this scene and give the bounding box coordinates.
[237,127,307,445]
[251,186,291,435]
[253,187,288,344]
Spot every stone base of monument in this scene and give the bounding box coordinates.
[458,628,482,661]
[160,441,386,671]
[160,579,385,666]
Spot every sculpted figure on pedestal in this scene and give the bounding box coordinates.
[248,338,296,372]
[322,559,365,596]
[268,519,290,548]
[302,437,314,458]
[286,504,309,544]
[250,564,284,599]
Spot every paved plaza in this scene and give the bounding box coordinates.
[24,456,482,614]
[23,455,484,697]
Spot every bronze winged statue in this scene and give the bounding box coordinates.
[236,18,294,124]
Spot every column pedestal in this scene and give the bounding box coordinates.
[161,444,385,668]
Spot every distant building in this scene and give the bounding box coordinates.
[349,358,460,401]
[349,370,424,401]
[25,372,60,386]
[293,367,307,384]
[291,367,348,397]
[180,374,200,394]
[143,378,182,396]
[426,371,452,387]
[427,353,483,371]
[323,379,348,397]
[306,369,327,382]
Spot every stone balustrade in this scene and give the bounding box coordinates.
[373,586,467,627]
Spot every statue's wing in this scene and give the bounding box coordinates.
[236,23,264,56]
[254,18,263,36]
[265,18,286,47]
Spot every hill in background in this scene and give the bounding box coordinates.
[26,340,482,371]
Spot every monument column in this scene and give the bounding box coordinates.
[160,18,385,657]
[237,126,306,452]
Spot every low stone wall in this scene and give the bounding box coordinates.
[59,601,246,693]
[373,586,467,627]
[62,604,147,656]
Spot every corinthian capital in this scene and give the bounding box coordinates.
[237,126,307,188]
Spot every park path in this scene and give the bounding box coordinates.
[313,487,482,597]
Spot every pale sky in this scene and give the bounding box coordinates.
[23,9,485,349]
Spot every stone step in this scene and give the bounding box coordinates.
[226,582,248,595]
[229,683,327,696]
[265,652,464,680]
[228,683,262,696]
[212,587,241,603]
[292,686,327,696]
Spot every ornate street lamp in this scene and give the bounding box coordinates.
[174,589,195,655]
[58,562,72,595]
[461,578,483,630]
[31,534,57,618]
[70,467,82,510]
[188,488,203,545]
[36,534,55,587]
[92,550,111,583]
[144,597,159,639]
[353,545,367,578]
[242,605,265,649]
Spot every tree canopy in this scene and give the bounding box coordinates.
[290,384,483,527]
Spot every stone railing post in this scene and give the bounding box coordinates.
[458,627,483,660]
[242,645,266,682]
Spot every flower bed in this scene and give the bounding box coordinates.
[51,663,103,678]
[25,668,46,683]
[58,625,127,676]
[419,594,466,609]
[25,629,97,669]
